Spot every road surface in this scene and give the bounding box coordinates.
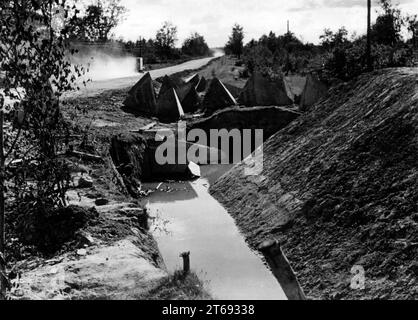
[70,51,224,99]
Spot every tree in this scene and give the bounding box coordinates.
[155,21,178,60]
[181,33,210,57]
[320,27,349,50]
[372,0,403,46]
[406,14,418,47]
[259,31,278,53]
[319,28,334,50]
[225,24,244,58]
[68,0,127,42]
[243,45,274,74]
[0,0,83,299]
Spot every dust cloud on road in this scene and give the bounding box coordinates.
[69,49,224,99]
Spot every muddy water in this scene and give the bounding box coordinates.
[144,165,286,300]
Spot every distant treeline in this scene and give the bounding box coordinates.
[64,0,212,64]
[70,33,212,67]
[225,0,417,82]
[120,31,212,65]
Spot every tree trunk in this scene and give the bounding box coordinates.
[0,111,6,300]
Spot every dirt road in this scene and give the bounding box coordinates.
[69,51,224,99]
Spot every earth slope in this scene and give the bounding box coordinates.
[211,68,418,300]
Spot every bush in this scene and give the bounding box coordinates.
[242,45,274,74]
[181,33,210,57]
[15,204,98,254]
[323,38,415,81]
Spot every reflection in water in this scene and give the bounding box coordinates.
[145,165,286,300]
[144,181,199,204]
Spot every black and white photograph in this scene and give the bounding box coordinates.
[0,0,417,307]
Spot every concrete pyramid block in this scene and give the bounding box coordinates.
[156,74,184,86]
[187,74,200,87]
[195,76,207,92]
[182,86,200,114]
[239,71,294,107]
[300,73,328,111]
[156,88,185,123]
[159,75,178,98]
[124,72,157,116]
[202,78,237,114]
[224,82,242,99]
[176,82,194,102]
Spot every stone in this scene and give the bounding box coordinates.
[188,161,201,177]
[181,85,200,114]
[76,249,87,256]
[95,198,109,206]
[139,122,157,131]
[77,175,93,188]
[202,77,237,114]
[75,231,95,247]
[239,71,294,107]
[156,88,185,123]
[300,73,328,111]
[123,72,157,116]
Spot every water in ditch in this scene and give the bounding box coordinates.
[144,164,286,300]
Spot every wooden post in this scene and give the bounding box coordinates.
[0,110,6,300]
[180,251,190,275]
[367,0,372,71]
[258,239,306,300]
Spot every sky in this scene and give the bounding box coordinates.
[113,0,417,47]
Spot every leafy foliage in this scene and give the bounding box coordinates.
[242,31,318,76]
[320,27,349,50]
[240,0,416,82]
[405,14,418,47]
[225,24,244,58]
[155,21,178,60]
[67,0,127,42]
[123,38,158,63]
[321,0,416,81]
[372,0,403,46]
[0,0,84,259]
[181,33,210,57]
[122,26,211,64]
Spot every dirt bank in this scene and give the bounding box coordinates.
[189,106,300,142]
[211,68,418,300]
